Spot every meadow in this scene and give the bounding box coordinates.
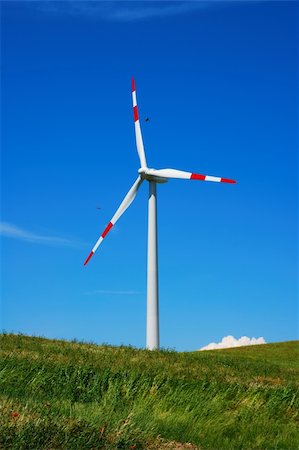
[0,334,298,449]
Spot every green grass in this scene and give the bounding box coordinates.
[0,334,298,449]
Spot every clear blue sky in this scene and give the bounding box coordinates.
[1,0,298,350]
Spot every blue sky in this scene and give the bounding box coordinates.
[1,0,298,350]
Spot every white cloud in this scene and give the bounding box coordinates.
[28,1,206,21]
[199,335,266,351]
[0,222,83,247]
[21,0,287,23]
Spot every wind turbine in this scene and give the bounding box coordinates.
[84,78,236,350]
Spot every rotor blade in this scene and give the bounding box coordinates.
[132,78,147,168]
[84,176,143,265]
[146,168,236,184]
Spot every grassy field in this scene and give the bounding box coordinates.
[0,334,298,449]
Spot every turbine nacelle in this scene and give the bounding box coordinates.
[138,167,168,183]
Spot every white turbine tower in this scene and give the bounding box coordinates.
[84,78,236,350]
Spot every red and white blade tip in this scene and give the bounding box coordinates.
[132,77,136,92]
[84,251,94,266]
[84,222,114,266]
[221,177,236,184]
[191,173,236,184]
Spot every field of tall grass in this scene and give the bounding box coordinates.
[0,333,298,449]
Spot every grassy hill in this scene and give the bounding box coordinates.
[0,334,298,449]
